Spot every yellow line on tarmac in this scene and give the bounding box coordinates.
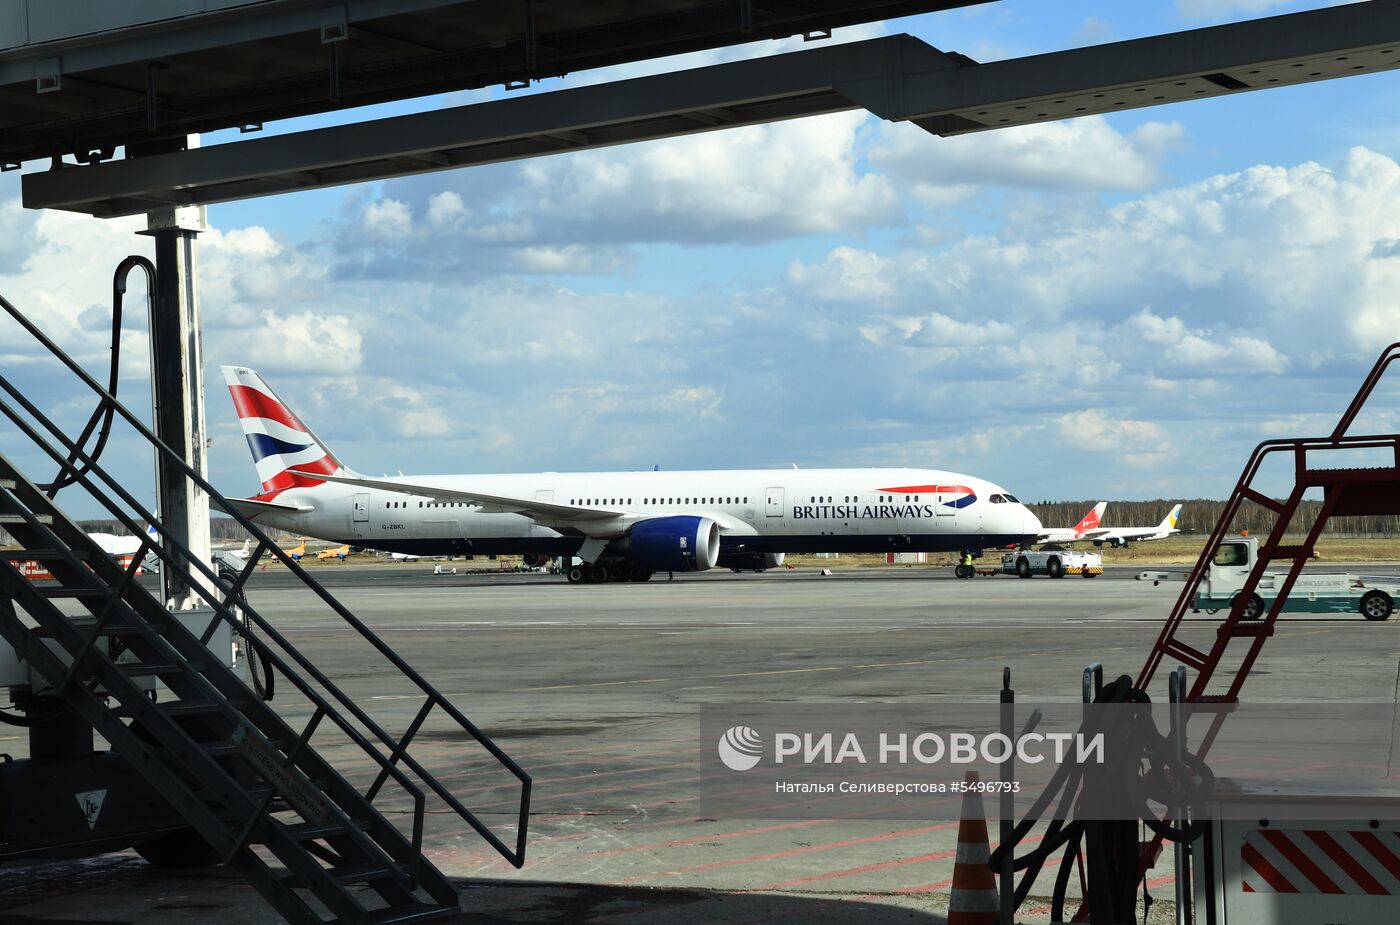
[517,656,969,691]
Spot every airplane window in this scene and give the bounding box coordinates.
[914,495,919,502]
[990,494,1004,504]
[1004,494,1020,503]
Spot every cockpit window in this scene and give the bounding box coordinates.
[989,494,1006,504]
[1003,494,1019,503]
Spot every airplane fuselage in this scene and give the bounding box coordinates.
[251,467,1041,559]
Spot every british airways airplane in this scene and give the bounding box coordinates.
[220,367,1043,584]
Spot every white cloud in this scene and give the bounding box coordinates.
[362,198,412,239]
[426,191,467,228]
[786,247,893,302]
[1054,410,1173,468]
[871,117,1185,195]
[239,310,363,375]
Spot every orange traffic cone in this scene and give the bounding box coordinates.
[948,770,999,925]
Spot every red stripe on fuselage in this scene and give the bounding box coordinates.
[877,484,971,495]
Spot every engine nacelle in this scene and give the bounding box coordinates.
[522,553,550,568]
[630,516,720,572]
[716,551,785,572]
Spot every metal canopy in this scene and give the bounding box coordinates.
[21,1,1400,217]
[0,0,990,167]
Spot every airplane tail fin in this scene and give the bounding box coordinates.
[1073,501,1107,535]
[1159,503,1183,532]
[221,366,356,499]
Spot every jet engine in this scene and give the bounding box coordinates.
[629,516,720,572]
[716,551,785,572]
[522,553,551,568]
[1093,538,1127,549]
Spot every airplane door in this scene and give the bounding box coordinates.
[934,490,956,519]
[352,493,370,538]
[765,487,784,518]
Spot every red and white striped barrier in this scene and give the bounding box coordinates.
[1242,828,1400,895]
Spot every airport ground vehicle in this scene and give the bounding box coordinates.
[1138,535,1399,620]
[1002,547,1103,578]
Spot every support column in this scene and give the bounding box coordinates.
[142,202,212,610]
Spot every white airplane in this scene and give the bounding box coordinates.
[1034,502,1107,545]
[218,367,1043,584]
[1083,504,1183,548]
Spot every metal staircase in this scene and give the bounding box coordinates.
[1140,341,1400,725]
[0,291,530,923]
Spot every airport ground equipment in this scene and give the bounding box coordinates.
[1138,534,1399,621]
[0,281,531,924]
[1001,547,1103,579]
[991,343,1400,922]
[1195,781,1400,924]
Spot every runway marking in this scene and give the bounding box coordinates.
[516,655,974,691]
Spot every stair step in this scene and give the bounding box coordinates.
[327,862,405,885]
[0,478,15,489]
[116,661,186,676]
[283,820,351,842]
[0,549,85,562]
[204,736,289,758]
[1264,545,1311,560]
[160,698,246,718]
[357,903,458,925]
[0,513,51,525]
[35,585,107,599]
[1226,622,1274,638]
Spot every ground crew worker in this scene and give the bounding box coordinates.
[962,550,975,579]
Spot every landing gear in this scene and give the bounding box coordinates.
[567,566,587,583]
[589,563,610,584]
[628,564,653,582]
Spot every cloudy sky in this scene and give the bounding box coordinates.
[5,0,1400,516]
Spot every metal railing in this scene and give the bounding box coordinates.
[0,287,531,868]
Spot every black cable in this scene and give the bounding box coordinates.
[43,256,154,498]
[989,674,1216,921]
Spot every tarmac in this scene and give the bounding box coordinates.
[3,562,1399,924]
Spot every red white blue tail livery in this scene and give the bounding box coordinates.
[223,366,349,502]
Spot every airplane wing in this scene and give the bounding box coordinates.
[1035,528,1110,544]
[289,470,625,523]
[215,495,315,518]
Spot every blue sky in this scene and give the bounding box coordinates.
[4,0,1400,517]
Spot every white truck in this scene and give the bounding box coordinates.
[1002,546,1103,579]
[1138,535,1399,621]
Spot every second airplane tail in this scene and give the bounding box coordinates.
[1073,501,1108,536]
[222,366,354,499]
[1159,503,1183,532]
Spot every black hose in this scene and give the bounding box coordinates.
[988,674,1215,921]
[43,256,155,498]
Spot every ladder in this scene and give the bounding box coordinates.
[1140,341,1400,723]
[0,291,530,923]
[1050,344,1400,922]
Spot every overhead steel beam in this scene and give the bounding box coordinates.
[23,1,1400,217]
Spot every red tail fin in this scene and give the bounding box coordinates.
[1073,502,1107,535]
